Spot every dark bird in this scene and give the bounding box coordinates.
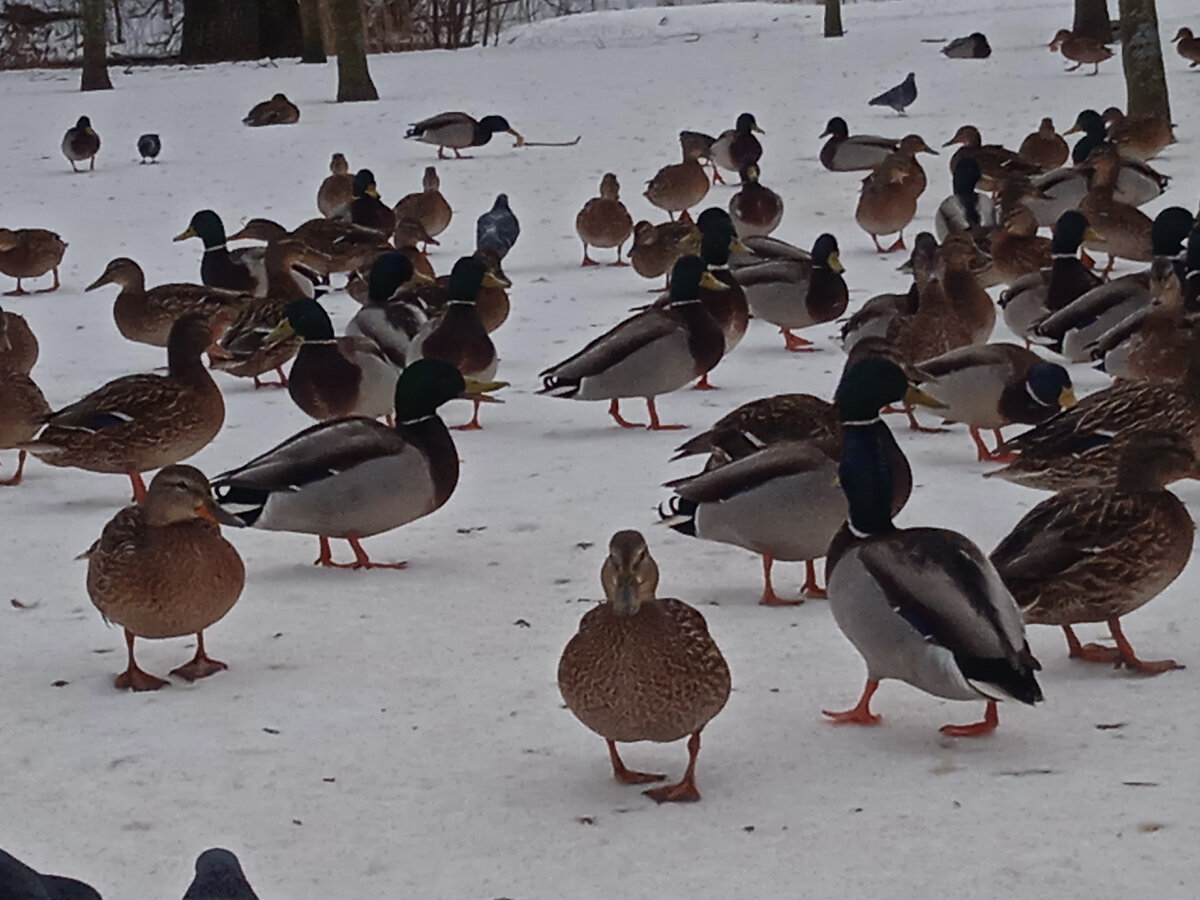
[404,112,524,159]
[62,115,100,172]
[869,73,918,116]
[941,32,991,59]
[0,847,101,900]
[137,133,161,163]
[476,194,520,260]
[182,849,259,900]
[242,93,299,126]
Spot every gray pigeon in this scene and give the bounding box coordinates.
[182,849,258,900]
[869,72,917,115]
[137,133,161,163]
[476,193,520,260]
[0,848,102,900]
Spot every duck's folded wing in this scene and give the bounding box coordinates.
[408,111,473,133]
[42,375,182,432]
[539,310,678,381]
[731,259,808,288]
[665,440,834,502]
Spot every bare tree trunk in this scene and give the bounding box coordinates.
[1117,0,1170,121]
[1073,0,1113,43]
[331,0,378,101]
[80,0,113,91]
[823,0,843,38]
[181,0,260,62]
[298,0,327,61]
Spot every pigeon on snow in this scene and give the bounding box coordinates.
[476,194,520,260]
[137,133,161,163]
[869,72,918,115]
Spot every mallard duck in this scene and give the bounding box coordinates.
[393,166,453,244]
[398,248,510,336]
[539,256,725,430]
[0,305,37,374]
[918,343,1075,461]
[728,164,783,238]
[21,315,224,501]
[575,173,634,266]
[345,253,433,368]
[855,135,936,252]
[999,210,1102,344]
[1174,27,1200,66]
[85,257,252,347]
[710,113,765,180]
[137,133,161,164]
[1049,28,1112,74]
[0,845,102,898]
[82,465,244,691]
[628,220,701,283]
[670,393,841,468]
[392,218,438,280]
[938,233,995,344]
[174,210,269,296]
[213,359,478,569]
[225,217,390,278]
[645,142,710,223]
[476,194,520,260]
[989,203,1052,286]
[242,93,299,126]
[735,233,847,351]
[868,73,917,115]
[557,530,730,803]
[0,227,67,295]
[933,157,997,242]
[62,116,100,171]
[839,235,934,351]
[317,153,354,217]
[268,297,399,422]
[942,125,1041,191]
[818,117,899,172]
[184,849,258,900]
[407,256,505,430]
[1079,146,1154,276]
[0,365,50,487]
[404,113,524,159]
[992,430,1195,674]
[822,361,1043,735]
[336,170,397,236]
[1018,117,1070,172]
[942,32,991,58]
[1101,107,1174,162]
[1091,259,1193,381]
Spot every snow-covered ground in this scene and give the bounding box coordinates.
[3,1,1200,895]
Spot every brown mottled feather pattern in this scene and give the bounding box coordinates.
[0,367,50,449]
[0,308,38,374]
[0,228,67,282]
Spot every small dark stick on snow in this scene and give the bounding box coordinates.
[519,135,583,147]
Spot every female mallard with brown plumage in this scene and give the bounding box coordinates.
[317,153,354,217]
[644,141,710,223]
[83,465,245,691]
[1080,146,1156,277]
[242,93,299,126]
[627,220,701,283]
[1017,118,1069,172]
[0,305,37,374]
[991,430,1195,675]
[0,227,67,295]
[0,366,49,487]
[226,217,390,279]
[855,136,935,253]
[728,163,783,239]
[392,166,453,243]
[575,173,634,266]
[558,530,730,803]
[1049,28,1113,74]
[942,125,1041,192]
[1101,107,1175,162]
[1174,27,1200,66]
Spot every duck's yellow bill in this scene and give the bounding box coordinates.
[173,226,197,242]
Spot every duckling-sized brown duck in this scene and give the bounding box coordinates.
[818,117,899,173]
[644,141,710,223]
[942,125,1041,191]
[1174,27,1200,66]
[0,364,50,486]
[1101,107,1175,162]
[242,93,299,126]
[0,227,67,295]
[575,173,634,266]
[991,430,1195,674]
[1050,28,1113,74]
[22,314,224,502]
[393,166,453,244]
[1018,117,1070,172]
[728,163,783,239]
[337,169,397,236]
[1079,146,1154,276]
[62,116,100,171]
[0,304,37,374]
[85,258,252,347]
[84,465,245,691]
[628,220,701,284]
[317,153,354,217]
[558,530,730,803]
[711,113,765,182]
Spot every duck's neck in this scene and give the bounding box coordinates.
[396,414,460,506]
[839,420,899,538]
[168,344,214,388]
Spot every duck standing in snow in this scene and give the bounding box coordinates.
[575,173,634,266]
[0,847,101,900]
[137,133,161,163]
[405,112,525,159]
[62,115,100,171]
[818,117,899,172]
[476,194,520,260]
[1049,29,1112,74]
[317,152,354,217]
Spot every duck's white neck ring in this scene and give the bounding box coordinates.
[709,264,731,272]
[1026,380,1053,406]
[670,299,704,306]
[204,244,228,254]
[848,522,872,539]
[447,300,474,306]
[1051,252,1077,260]
[399,414,435,425]
[842,416,883,426]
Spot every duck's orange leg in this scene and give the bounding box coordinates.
[129,472,148,504]
[607,739,666,785]
[114,629,168,692]
[801,559,827,599]
[0,449,29,486]
[646,398,686,431]
[170,631,228,681]
[823,680,882,725]
[644,731,705,803]
[608,398,643,429]
[759,554,802,606]
[940,700,999,737]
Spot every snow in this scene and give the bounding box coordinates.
[3,0,1200,896]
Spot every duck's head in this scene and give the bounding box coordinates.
[632,220,657,246]
[1101,106,1126,127]
[330,152,349,175]
[600,530,658,617]
[951,156,983,195]
[735,112,764,135]
[599,172,621,200]
[811,233,845,274]
[367,251,419,303]
[270,297,334,343]
[1039,116,1057,133]
[820,116,849,139]
[75,115,93,131]
[1051,210,1098,254]
[898,134,937,155]
[695,208,744,265]
[86,257,143,291]
[1026,363,1076,410]
[1049,28,1072,49]
[191,849,250,890]
[393,358,470,422]
[353,169,380,200]
[1117,430,1199,491]
[835,357,942,422]
[667,255,727,305]
[679,130,714,160]
[226,218,288,243]
[446,255,507,303]
[144,466,242,528]
[421,165,441,192]
[1174,27,1195,41]
[1151,207,1197,257]
[174,209,227,246]
[270,93,289,103]
[480,115,524,146]
[1065,108,1105,138]
[739,162,763,184]
[942,124,981,149]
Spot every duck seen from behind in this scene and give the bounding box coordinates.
[575,173,634,266]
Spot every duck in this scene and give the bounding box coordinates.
[822,360,1043,736]
[1049,28,1113,74]
[0,847,101,899]
[538,256,725,430]
[1059,109,1172,205]
[269,297,399,422]
[933,157,997,243]
[678,130,720,184]
[855,135,936,252]
[0,365,50,487]
[1090,259,1193,382]
[988,198,1053,286]
[184,849,259,900]
[21,314,224,502]
[404,112,524,159]
[868,72,917,115]
[661,355,930,603]
[1101,107,1174,162]
[85,257,252,347]
[213,359,479,569]
[575,173,634,266]
[82,465,244,691]
[225,216,390,278]
[0,304,38,374]
[317,152,354,217]
[839,235,935,351]
[0,227,67,295]
[1174,27,1200,66]
[336,169,397,236]
[392,218,438,280]
[644,141,710,223]
[242,93,299,126]
[991,430,1195,675]
[941,32,991,58]
[628,220,701,283]
[818,117,899,172]
[670,392,841,469]
[393,166,453,243]
[728,163,783,238]
[137,133,161,164]
[557,530,730,803]
[397,248,511,336]
[936,233,995,344]
[476,194,520,260]
[1018,117,1070,172]
[345,252,434,368]
[710,113,765,180]
[407,256,505,430]
[942,125,1042,191]
[62,115,100,171]
[734,233,847,351]
[917,343,1076,461]
[174,210,269,296]
[1079,145,1154,276]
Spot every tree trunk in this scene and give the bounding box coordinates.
[181,0,260,63]
[259,0,304,58]
[330,0,378,102]
[298,0,327,61]
[1117,0,1170,121]
[823,0,844,38]
[80,0,113,91]
[1072,0,1113,43]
